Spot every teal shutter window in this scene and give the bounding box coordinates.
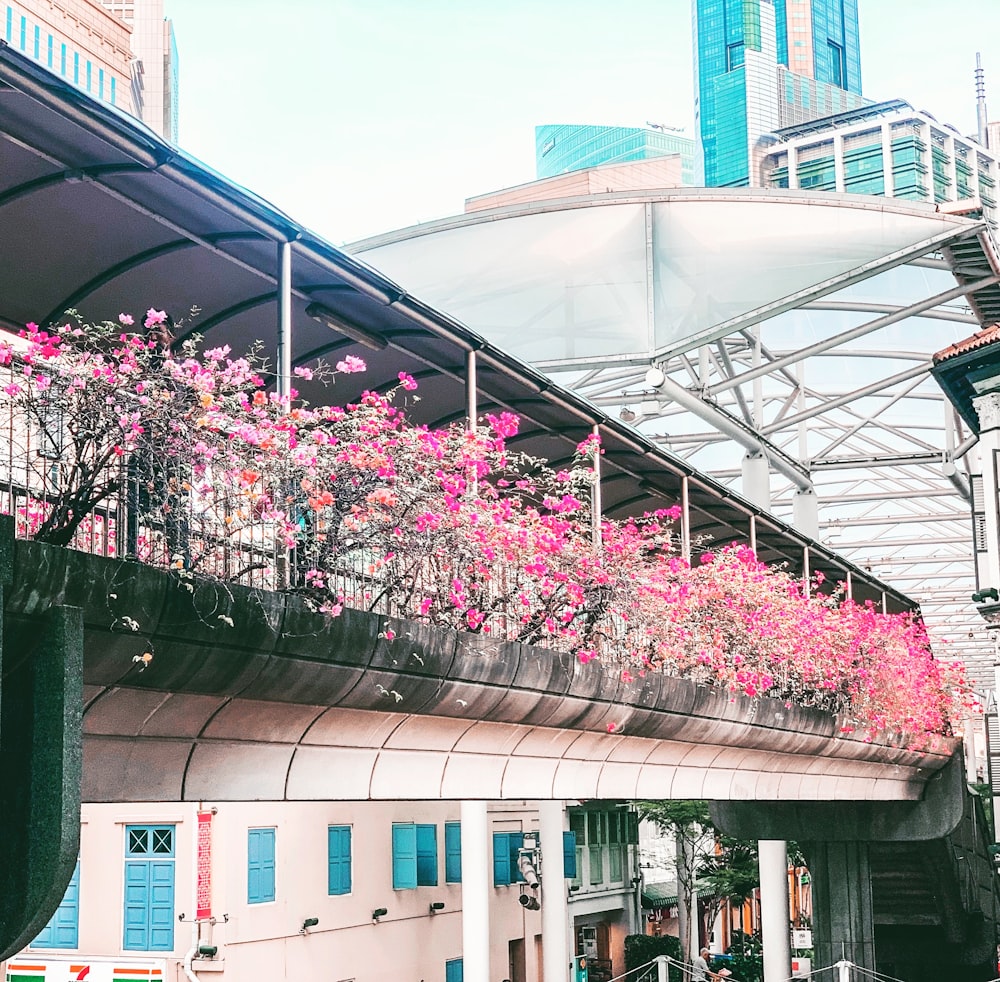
[392,823,418,889]
[445,822,462,883]
[492,832,511,886]
[328,825,352,895]
[563,832,578,879]
[247,828,276,903]
[33,858,80,948]
[416,824,438,886]
[123,826,175,951]
[446,958,464,982]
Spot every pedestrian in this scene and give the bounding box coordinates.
[691,947,717,982]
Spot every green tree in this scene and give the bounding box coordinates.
[635,801,715,962]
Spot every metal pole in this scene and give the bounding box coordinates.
[749,514,757,557]
[681,476,691,564]
[466,350,478,430]
[276,241,292,400]
[654,955,669,982]
[591,425,603,550]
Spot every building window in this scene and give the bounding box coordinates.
[828,40,844,88]
[563,831,578,879]
[46,33,52,68]
[110,76,117,105]
[85,60,92,92]
[328,825,352,896]
[123,825,175,951]
[445,821,462,883]
[726,41,744,71]
[247,828,276,904]
[73,52,79,85]
[60,43,66,76]
[392,823,438,889]
[492,832,525,887]
[32,858,80,949]
[32,24,38,59]
[5,7,11,43]
[19,14,25,50]
[446,958,464,982]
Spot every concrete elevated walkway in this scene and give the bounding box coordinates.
[8,532,957,804]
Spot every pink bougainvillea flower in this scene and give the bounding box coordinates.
[336,355,366,374]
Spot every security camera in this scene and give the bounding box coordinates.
[518,853,540,888]
[518,893,541,911]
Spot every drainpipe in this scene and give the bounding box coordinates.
[182,920,202,982]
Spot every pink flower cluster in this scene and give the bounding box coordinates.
[0,313,972,741]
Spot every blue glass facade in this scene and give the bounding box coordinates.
[695,0,863,187]
[536,124,695,185]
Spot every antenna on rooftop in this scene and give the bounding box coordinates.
[976,52,989,147]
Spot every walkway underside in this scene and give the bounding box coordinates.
[7,533,956,803]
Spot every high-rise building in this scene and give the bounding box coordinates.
[760,99,1000,232]
[0,0,177,141]
[2,0,133,113]
[101,0,179,142]
[536,124,696,186]
[693,0,868,186]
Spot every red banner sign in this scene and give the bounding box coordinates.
[196,811,213,920]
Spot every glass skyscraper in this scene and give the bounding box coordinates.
[536,124,696,186]
[694,0,867,187]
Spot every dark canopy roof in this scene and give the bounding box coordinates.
[0,42,910,612]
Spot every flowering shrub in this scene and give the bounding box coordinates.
[0,313,972,739]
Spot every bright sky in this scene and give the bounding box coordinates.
[163,0,1000,245]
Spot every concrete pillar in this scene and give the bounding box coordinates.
[758,840,792,982]
[806,840,875,972]
[792,489,819,540]
[461,800,491,982]
[540,801,570,982]
[741,452,771,511]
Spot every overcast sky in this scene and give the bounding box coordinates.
[162,0,1000,244]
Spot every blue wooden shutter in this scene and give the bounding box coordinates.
[416,824,438,886]
[148,863,176,950]
[248,828,276,903]
[563,832,578,878]
[34,858,80,948]
[392,823,418,889]
[445,822,462,883]
[492,832,510,886]
[328,826,352,895]
[446,958,464,982]
[124,861,152,950]
[124,826,175,952]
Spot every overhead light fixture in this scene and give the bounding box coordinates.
[429,901,445,914]
[620,406,637,423]
[645,365,666,388]
[305,302,388,351]
[300,917,319,934]
[371,907,388,923]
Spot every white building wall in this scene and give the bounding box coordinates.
[5,800,642,982]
